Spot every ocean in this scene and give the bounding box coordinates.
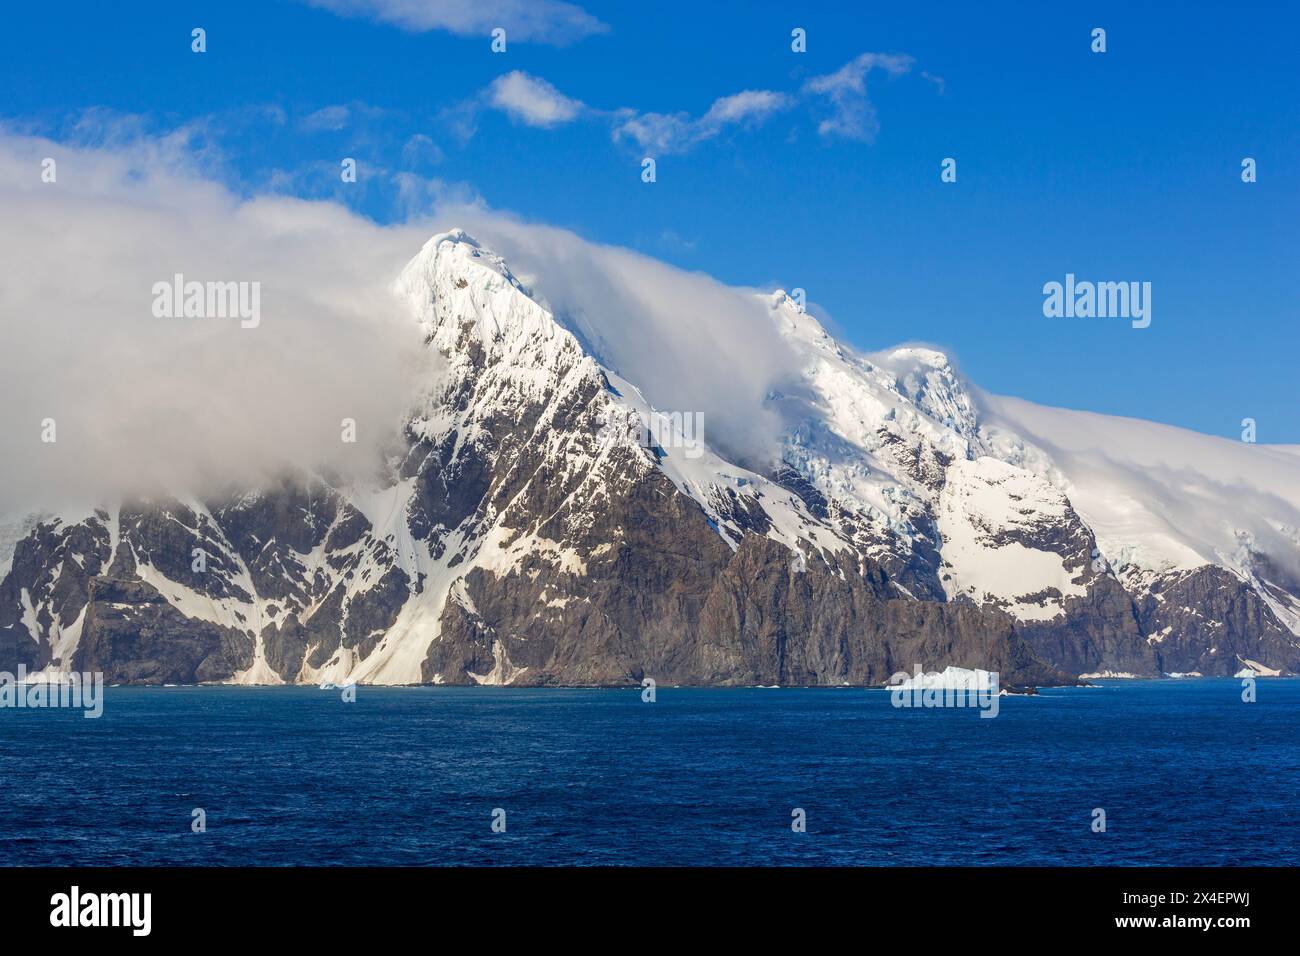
[2,680,1297,866]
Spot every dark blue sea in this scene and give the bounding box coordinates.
[2,680,1298,866]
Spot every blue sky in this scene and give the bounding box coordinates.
[3,0,1297,440]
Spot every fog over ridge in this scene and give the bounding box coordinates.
[0,130,809,517]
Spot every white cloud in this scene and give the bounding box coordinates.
[465,75,790,151]
[610,111,694,154]
[302,0,607,45]
[460,51,926,153]
[804,52,914,140]
[401,133,444,166]
[0,124,814,514]
[700,90,791,127]
[299,104,351,132]
[921,70,946,95]
[0,127,436,516]
[613,89,793,155]
[296,102,390,137]
[486,71,585,127]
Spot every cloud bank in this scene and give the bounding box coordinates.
[0,128,436,515]
[431,206,809,466]
[0,127,812,516]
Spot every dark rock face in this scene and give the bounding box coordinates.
[1005,564,1300,679]
[1135,566,1300,676]
[693,537,1065,688]
[426,455,737,686]
[425,471,1069,688]
[1016,578,1155,677]
[0,513,112,671]
[771,465,829,520]
[73,578,254,684]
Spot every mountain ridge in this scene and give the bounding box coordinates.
[3,229,1298,685]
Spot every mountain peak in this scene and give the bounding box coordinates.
[878,345,954,373]
[767,289,837,354]
[432,226,478,246]
[407,228,524,291]
[393,228,592,384]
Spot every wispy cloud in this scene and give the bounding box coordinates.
[461,73,794,155]
[803,52,914,141]
[613,89,793,155]
[459,49,925,154]
[430,205,811,467]
[301,0,607,45]
[659,229,697,253]
[400,133,444,167]
[299,104,351,132]
[297,101,389,133]
[920,70,946,95]
[487,71,586,128]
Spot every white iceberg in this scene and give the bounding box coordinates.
[889,665,998,691]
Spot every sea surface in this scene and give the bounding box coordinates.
[2,680,1298,866]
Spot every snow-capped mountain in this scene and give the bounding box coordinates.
[3,230,1298,685]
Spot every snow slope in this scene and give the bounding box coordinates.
[981,395,1300,582]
